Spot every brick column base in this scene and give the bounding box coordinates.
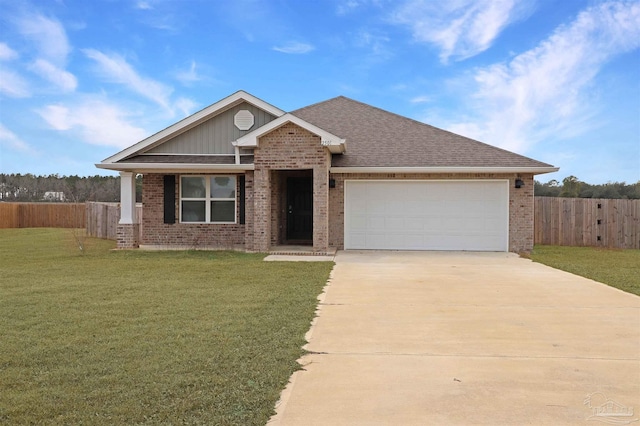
[116,223,140,248]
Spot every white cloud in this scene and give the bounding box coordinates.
[0,123,34,152]
[83,49,174,110]
[37,100,149,149]
[176,61,201,84]
[272,41,315,54]
[444,0,640,152]
[136,1,153,10]
[0,43,18,61]
[12,13,78,93]
[174,97,198,117]
[336,0,383,16]
[337,0,365,15]
[15,13,71,65]
[0,67,31,97]
[391,0,532,62]
[354,30,391,58]
[38,104,72,130]
[29,59,77,92]
[410,95,430,103]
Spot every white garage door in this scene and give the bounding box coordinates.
[344,180,509,251]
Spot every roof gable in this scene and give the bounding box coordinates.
[101,91,284,163]
[147,101,278,155]
[291,96,555,170]
[234,113,346,154]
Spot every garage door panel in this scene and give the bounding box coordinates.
[349,232,367,247]
[365,232,386,248]
[345,180,508,251]
[405,217,426,231]
[455,217,485,233]
[385,216,408,230]
[366,216,385,229]
[350,214,368,230]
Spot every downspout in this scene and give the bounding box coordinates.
[234,145,240,165]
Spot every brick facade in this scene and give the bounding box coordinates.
[137,171,535,253]
[116,223,140,248]
[137,170,534,253]
[328,173,535,253]
[252,122,331,252]
[140,173,247,249]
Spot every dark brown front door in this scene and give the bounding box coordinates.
[286,177,313,242]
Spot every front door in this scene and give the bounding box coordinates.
[286,177,313,243]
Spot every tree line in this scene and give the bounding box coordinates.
[0,174,142,202]
[535,176,640,199]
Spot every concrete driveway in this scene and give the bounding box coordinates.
[268,251,640,425]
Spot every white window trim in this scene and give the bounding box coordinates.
[179,175,237,224]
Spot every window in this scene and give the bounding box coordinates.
[180,176,236,223]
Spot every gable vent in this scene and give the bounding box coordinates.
[234,110,254,131]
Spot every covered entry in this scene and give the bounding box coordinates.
[273,170,314,245]
[344,180,509,251]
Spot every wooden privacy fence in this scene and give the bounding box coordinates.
[85,202,143,240]
[534,197,640,249]
[0,203,85,229]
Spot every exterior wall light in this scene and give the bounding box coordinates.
[515,178,524,188]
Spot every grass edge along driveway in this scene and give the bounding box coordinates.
[529,245,640,296]
[0,228,334,425]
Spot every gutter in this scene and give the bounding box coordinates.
[329,166,559,175]
[95,163,255,173]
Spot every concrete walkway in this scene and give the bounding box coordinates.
[268,251,640,425]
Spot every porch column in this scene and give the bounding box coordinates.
[252,168,271,251]
[117,171,139,248]
[119,172,137,224]
[313,165,329,252]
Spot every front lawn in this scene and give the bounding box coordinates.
[0,228,333,425]
[530,245,640,296]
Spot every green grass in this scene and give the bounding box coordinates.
[0,228,333,425]
[530,245,640,296]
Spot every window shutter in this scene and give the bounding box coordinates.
[163,175,176,224]
[239,175,245,225]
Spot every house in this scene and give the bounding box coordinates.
[43,191,66,202]
[97,90,558,253]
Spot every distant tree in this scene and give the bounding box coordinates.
[560,176,582,197]
[534,179,561,197]
[535,176,640,199]
[0,174,121,202]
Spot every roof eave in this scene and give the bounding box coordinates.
[100,91,285,164]
[330,166,559,174]
[96,163,255,173]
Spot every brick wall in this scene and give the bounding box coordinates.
[253,122,331,252]
[141,173,247,249]
[140,169,533,252]
[244,171,254,250]
[270,171,283,246]
[328,172,535,253]
[509,173,534,252]
[116,223,140,248]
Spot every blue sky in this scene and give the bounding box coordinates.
[0,0,638,184]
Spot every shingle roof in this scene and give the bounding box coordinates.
[291,96,554,169]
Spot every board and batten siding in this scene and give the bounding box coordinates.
[147,102,277,155]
